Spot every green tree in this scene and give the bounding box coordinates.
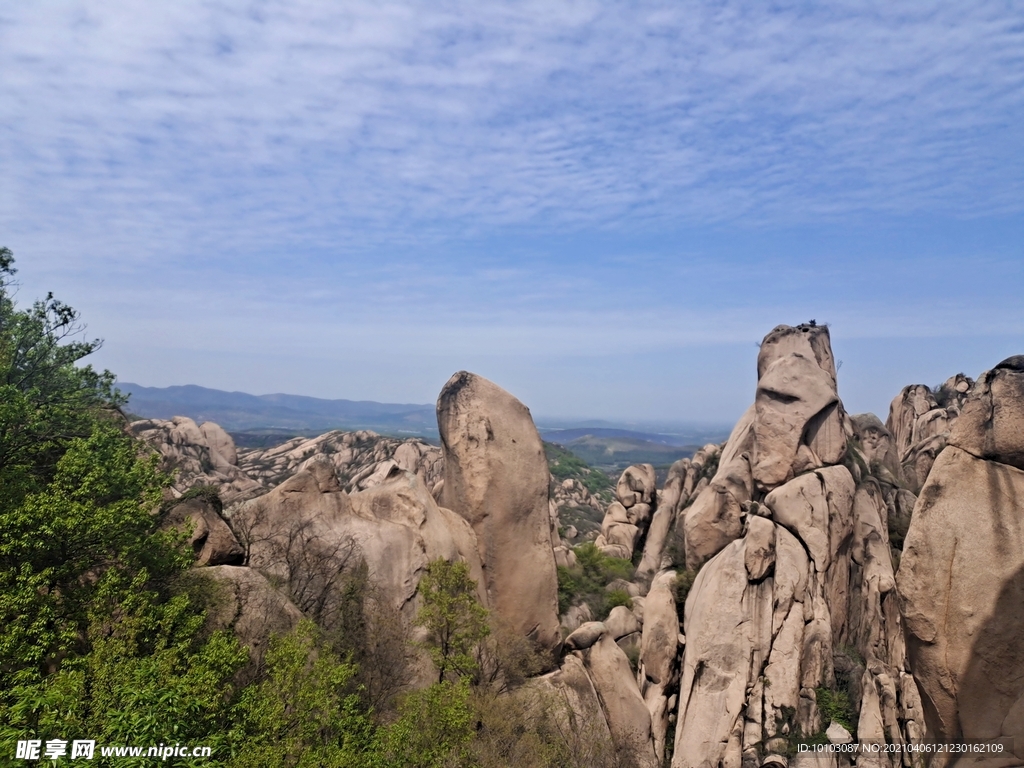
[227,620,375,768]
[0,250,246,762]
[416,559,489,684]
[373,679,475,768]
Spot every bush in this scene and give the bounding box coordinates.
[228,620,374,767]
[816,686,856,734]
[672,569,700,623]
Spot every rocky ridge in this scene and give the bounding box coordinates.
[134,327,1024,768]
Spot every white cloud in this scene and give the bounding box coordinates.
[1,1,1021,418]
[2,0,1022,259]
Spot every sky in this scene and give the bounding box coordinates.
[1,1,1022,426]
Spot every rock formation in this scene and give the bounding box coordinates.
[230,457,484,623]
[237,429,443,495]
[671,324,923,768]
[884,373,974,493]
[898,356,1024,761]
[131,416,265,503]
[595,463,657,561]
[160,494,244,566]
[437,371,561,654]
[128,328,1024,768]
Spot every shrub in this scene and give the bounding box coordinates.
[816,686,856,734]
[556,543,635,620]
[672,569,700,623]
[606,589,633,612]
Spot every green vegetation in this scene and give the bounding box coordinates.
[416,559,490,684]
[0,251,627,767]
[671,568,700,622]
[556,542,635,619]
[0,249,249,762]
[545,441,614,500]
[816,686,855,733]
[227,620,374,767]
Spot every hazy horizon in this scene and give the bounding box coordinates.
[3,2,1021,423]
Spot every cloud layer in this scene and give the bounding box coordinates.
[1,1,1021,420]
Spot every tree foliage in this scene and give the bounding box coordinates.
[228,620,375,768]
[0,250,245,762]
[416,559,490,684]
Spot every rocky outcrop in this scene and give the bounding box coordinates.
[583,632,659,768]
[133,417,447,506]
[682,411,750,570]
[161,495,244,566]
[230,458,484,622]
[898,356,1024,760]
[672,324,922,768]
[131,416,265,503]
[437,371,560,653]
[638,570,682,762]
[682,324,850,572]
[200,565,303,679]
[884,372,975,493]
[595,464,656,561]
[237,429,443,494]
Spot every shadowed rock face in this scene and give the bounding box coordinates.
[161,496,244,566]
[898,356,1024,760]
[437,371,560,654]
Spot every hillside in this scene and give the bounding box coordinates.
[118,382,437,435]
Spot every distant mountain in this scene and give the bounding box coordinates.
[118,383,437,435]
[539,427,701,448]
[539,426,729,474]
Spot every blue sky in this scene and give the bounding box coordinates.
[1,1,1022,424]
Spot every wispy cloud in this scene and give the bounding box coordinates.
[0,1,1021,419]
[3,1,1022,254]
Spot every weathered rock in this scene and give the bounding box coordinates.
[765,466,855,575]
[201,565,303,679]
[131,417,265,503]
[231,460,483,621]
[617,464,657,508]
[535,653,614,748]
[851,413,901,485]
[897,445,1024,755]
[437,371,560,652]
[561,602,594,634]
[566,621,608,651]
[682,451,752,570]
[757,322,837,383]
[883,383,962,493]
[753,351,842,490]
[639,570,681,763]
[826,721,853,744]
[673,539,754,768]
[584,632,658,768]
[744,515,776,581]
[200,420,239,469]
[237,428,444,495]
[606,605,640,640]
[949,355,1024,471]
[161,496,244,566]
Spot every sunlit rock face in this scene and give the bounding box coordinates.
[437,371,561,655]
[672,323,923,768]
